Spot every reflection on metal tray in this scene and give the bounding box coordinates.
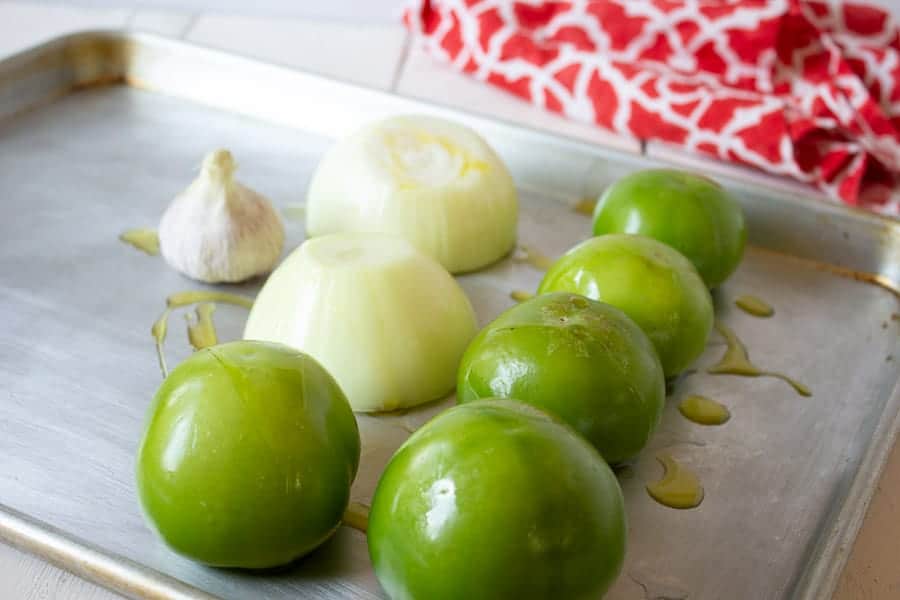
[0,32,898,600]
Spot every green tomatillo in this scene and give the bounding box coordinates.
[592,169,746,288]
[457,292,664,464]
[538,234,713,377]
[368,399,626,600]
[136,340,360,569]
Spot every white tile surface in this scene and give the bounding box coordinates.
[645,140,824,198]
[396,46,642,155]
[128,8,192,37]
[0,2,131,58]
[15,0,900,21]
[25,0,410,21]
[185,15,408,90]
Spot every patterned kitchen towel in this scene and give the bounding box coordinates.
[405,0,900,216]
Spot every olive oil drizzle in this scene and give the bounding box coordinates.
[510,290,534,303]
[514,245,554,271]
[151,309,172,378]
[646,453,704,509]
[572,197,598,216]
[734,295,774,317]
[708,321,811,397]
[678,395,730,426]
[167,290,255,310]
[185,303,218,351]
[343,501,370,533]
[119,228,159,255]
[151,291,255,378]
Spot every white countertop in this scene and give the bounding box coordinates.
[1,1,898,598]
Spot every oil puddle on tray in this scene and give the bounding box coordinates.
[708,321,810,397]
[734,294,774,318]
[513,245,554,271]
[646,453,704,510]
[119,228,159,255]
[151,290,255,377]
[678,395,730,426]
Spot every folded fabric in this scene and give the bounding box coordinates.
[405,0,900,216]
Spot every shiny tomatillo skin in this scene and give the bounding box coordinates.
[592,169,746,288]
[457,292,665,464]
[538,234,713,377]
[368,399,626,600]
[136,341,360,569]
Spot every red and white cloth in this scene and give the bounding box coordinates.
[405,0,900,216]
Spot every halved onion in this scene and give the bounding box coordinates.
[243,232,478,412]
[306,115,518,274]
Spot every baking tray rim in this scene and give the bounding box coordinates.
[0,29,897,600]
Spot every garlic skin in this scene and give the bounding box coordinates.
[159,150,284,283]
[243,232,479,412]
[306,115,518,274]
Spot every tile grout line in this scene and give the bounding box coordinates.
[179,12,200,40]
[389,31,413,93]
[123,5,139,29]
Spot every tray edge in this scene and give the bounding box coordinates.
[0,28,898,600]
[0,504,216,600]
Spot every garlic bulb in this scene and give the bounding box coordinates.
[243,232,478,412]
[306,115,518,274]
[159,150,284,283]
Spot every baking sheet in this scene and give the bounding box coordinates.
[0,32,898,600]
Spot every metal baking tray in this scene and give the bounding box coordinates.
[0,31,897,600]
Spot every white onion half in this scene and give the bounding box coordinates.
[243,232,478,412]
[306,115,518,274]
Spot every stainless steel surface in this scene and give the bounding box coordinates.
[0,507,214,600]
[0,31,897,600]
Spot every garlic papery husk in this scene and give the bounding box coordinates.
[243,232,478,412]
[306,115,518,274]
[159,149,285,283]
